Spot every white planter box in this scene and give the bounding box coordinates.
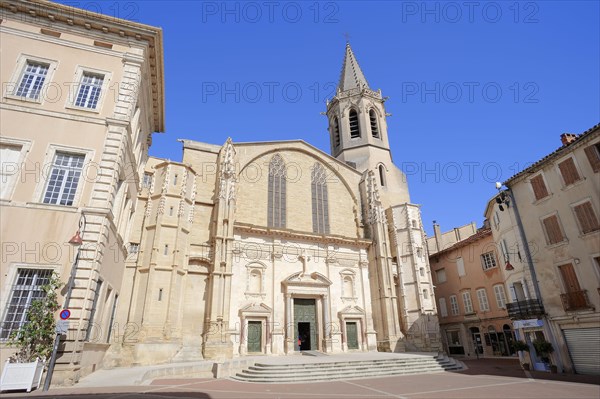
[0,359,44,392]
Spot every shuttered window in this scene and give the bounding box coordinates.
[449,295,459,316]
[542,215,565,244]
[558,158,581,186]
[494,284,507,309]
[462,291,474,314]
[476,288,490,311]
[573,201,600,234]
[530,174,549,200]
[584,143,600,172]
[438,297,448,317]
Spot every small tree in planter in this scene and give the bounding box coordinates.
[513,340,531,370]
[0,273,62,392]
[533,338,555,372]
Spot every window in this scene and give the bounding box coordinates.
[419,267,425,277]
[142,172,152,189]
[164,244,169,255]
[349,109,360,138]
[311,163,330,234]
[369,109,379,138]
[43,152,85,206]
[557,158,581,186]
[422,289,429,299]
[462,291,474,314]
[542,214,565,244]
[493,211,500,229]
[342,275,354,298]
[449,295,459,316]
[332,117,340,147]
[128,243,139,254]
[0,144,22,199]
[75,73,104,109]
[435,268,447,283]
[480,251,497,270]
[493,284,507,309]
[249,269,262,293]
[456,257,466,276]
[500,239,510,262]
[378,165,386,187]
[530,174,549,201]
[476,288,490,311]
[438,297,448,317]
[85,279,103,341]
[15,61,49,100]
[573,201,600,234]
[584,142,600,172]
[0,269,53,340]
[173,174,178,186]
[267,154,286,228]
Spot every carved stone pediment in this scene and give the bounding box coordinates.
[239,302,272,316]
[338,305,365,317]
[282,271,332,287]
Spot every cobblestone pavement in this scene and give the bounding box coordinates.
[2,358,599,399]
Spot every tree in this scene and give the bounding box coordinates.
[7,273,62,364]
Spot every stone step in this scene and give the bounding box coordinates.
[242,364,450,377]
[233,355,464,383]
[249,360,447,372]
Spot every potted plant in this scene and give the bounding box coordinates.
[0,273,61,392]
[533,338,555,372]
[513,340,530,370]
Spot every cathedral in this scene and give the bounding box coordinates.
[112,44,440,364]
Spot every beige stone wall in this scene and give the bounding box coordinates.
[0,1,164,384]
[233,141,363,238]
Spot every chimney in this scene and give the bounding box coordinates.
[433,221,442,253]
[560,133,578,146]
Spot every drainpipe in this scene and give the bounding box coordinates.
[505,187,564,372]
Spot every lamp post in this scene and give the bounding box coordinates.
[43,214,86,391]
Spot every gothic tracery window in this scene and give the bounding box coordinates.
[268,154,286,228]
[311,163,330,234]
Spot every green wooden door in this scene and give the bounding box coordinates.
[247,321,262,353]
[346,322,359,350]
[294,298,317,351]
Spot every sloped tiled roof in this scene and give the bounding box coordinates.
[504,123,600,185]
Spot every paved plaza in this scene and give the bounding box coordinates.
[2,358,599,399]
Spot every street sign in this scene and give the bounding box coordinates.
[56,320,69,335]
[60,309,71,320]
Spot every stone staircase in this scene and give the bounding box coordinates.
[233,354,464,383]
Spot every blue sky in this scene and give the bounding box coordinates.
[61,1,599,236]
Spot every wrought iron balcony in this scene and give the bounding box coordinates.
[506,299,545,320]
[560,290,594,312]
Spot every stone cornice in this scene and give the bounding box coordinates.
[234,222,371,248]
[1,0,165,132]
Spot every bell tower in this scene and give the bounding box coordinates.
[326,43,410,206]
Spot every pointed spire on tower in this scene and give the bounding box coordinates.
[338,42,370,92]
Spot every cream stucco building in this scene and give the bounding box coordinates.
[489,126,600,374]
[0,0,164,385]
[107,43,441,366]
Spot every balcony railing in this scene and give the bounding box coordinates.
[560,290,594,312]
[506,299,545,320]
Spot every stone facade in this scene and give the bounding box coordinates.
[108,44,440,365]
[0,0,164,385]
[492,125,600,374]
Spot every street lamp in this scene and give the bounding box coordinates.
[43,214,86,391]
